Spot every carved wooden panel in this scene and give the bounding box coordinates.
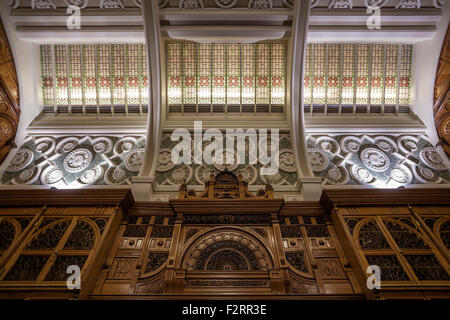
[0,20,20,166]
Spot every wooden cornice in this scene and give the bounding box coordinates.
[278,201,326,216]
[0,188,134,213]
[320,188,450,212]
[129,201,174,216]
[170,199,284,215]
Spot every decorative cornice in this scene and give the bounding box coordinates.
[0,188,134,212]
[319,188,450,212]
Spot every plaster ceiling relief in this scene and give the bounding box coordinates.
[64,0,89,8]
[1,135,146,187]
[215,0,238,8]
[179,0,204,9]
[8,0,20,9]
[433,0,443,8]
[364,0,388,7]
[328,0,353,9]
[31,0,56,9]
[307,134,450,187]
[396,0,421,9]
[100,0,124,9]
[248,0,273,9]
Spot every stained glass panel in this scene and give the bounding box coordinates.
[304,44,312,106]
[370,44,384,106]
[127,44,142,106]
[140,44,149,106]
[271,42,285,106]
[341,44,354,106]
[398,44,412,106]
[212,43,226,105]
[384,44,398,106]
[54,45,69,106]
[356,44,369,106]
[312,44,326,105]
[242,43,255,106]
[40,44,54,106]
[112,44,126,107]
[183,42,196,106]
[68,45,83,107]
[83,44,97,106]
[256,43,270,105]
[198,43,212,106]
[97,44,112,106]
[227,43,241,106]
[326,44,340,106]
[167,42,182,106]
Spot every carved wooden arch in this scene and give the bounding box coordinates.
[0,217,21,253]
[352,217,390,251]
[380,217,433,249]
[0,217,101,282]
[434,25,450,156]
[180,227,276,271]
[0,20,20,166]
[434,217,450,250]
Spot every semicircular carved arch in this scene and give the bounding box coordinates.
[0,19,20,167]
[435,217,450,250]
[0,218,21,253]
[354,218,391,251]
[181,227,275,271]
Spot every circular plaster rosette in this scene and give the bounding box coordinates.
[6,148,34,172]
[389,165,413,185]
[195,164,215,184]
[156,148,176,172]
[124,148,145,173]
[41,166,64,185]
[419,147,447,171]
[104,166,128,185]
[92,137,113,154]
[326,165,349,185]
[55,137,81,154]
[214,0,237,8]
[260,168,284,185]
[374,136,397,153]
[35,137,56,156]
[317,137,340,155]
[350,165,376,184]
[341,136,362,154]
[63,148,93,173]
[308,148,329,172]
[237,165,258,185]
[15,166,41,185]
[398,136,419,154]
[360,147,390,172]
[79,167,103,185]
[114,137,137,156]
[413,165,441,184]
[168,165,193,185]
[278,149,297,173]
[212,149,242,172]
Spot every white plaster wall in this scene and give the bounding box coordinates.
[411,1,450,166]
[0,2,42,174]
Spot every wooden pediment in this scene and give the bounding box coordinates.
[178,169,274,200]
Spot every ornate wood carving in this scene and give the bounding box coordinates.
[434,26,450,156]
[178,169,274,200]
[0,20,20,166]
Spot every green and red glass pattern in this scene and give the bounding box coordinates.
[326,44,340,105]
[384,44,398,106]
[356,44,369,106]
[312,44,326,105]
